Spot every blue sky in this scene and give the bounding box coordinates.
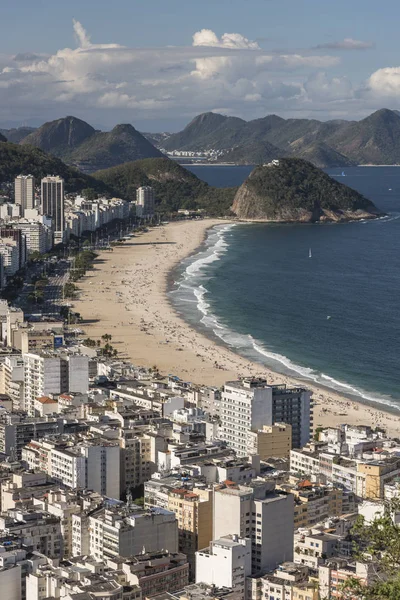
[1,0,400,130]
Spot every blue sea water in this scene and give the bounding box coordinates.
[172,166,400,410]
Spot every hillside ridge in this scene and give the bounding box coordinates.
[231,158,383,222]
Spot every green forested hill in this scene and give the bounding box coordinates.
[232,158,382,222]
[0,140,109,193]
[94,157,236,214]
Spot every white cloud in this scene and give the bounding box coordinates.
[366,67,400,97]
[0,20,371,128]
[73,19,91,49]
[304,72,353,101]
[314,38,374,50]
[192,29,260,50]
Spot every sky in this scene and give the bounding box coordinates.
[1,0,400,131]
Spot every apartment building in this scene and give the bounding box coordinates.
[318,559,374,599]
[220,378,311,456]
[0,413,61,458]
[0,355,24,410]
[290,446,400,500]
[34,489,82,558]
[157,439,233,473]
[196,535,251,598]
[109,384,184,416]
[199,455,259,485]
[22,436,121,499]
[0,563,21,600]
[0,508,62,559]
[247,423,292,459]
[0,239,20,277]
[85,505,178,561]
[167,487,213,577]
[136,186,155,217]
[1,472,57,512]
[14,221,52,255]
[213,480,294,575]
[119,428,163,496]
[23,352,89,416]
[0,228,27,270]
[278,481,343,529]
[15,175,35,211]
[247,563,317,600]
[26,556,142,600]
[109,551,189,598]
[40,176,65,242]
[293,515,357,572]
[23,353,64,415]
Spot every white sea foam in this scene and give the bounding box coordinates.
[183,223,234,277]
[172,222,399,412]
[360,213,400,224]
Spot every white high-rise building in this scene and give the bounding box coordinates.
[196,535,251,598]
[136,186,155,217]
[220,378,312,455]
[23,353,63,415]
[23,352,89,415]
[15,175,35,211]
[40,176,65,240]
[22,436,121,499]
[213,481,294,575]
[14,221,52,255]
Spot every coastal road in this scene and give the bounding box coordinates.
[15,261,71,318]
[43,269,70,314]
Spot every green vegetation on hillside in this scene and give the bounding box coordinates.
[68,124,163,172]
[221,140,285,165]
[341,499,400,599]
[0,141,110,193]
[232,158,381,221]
[94,157,236,215]
[245,159,375,212]
[292,142,356,168]
[19,116,164,173]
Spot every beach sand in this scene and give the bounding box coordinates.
[72,219,400,438]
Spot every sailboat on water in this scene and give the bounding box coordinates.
[309,248,312,258]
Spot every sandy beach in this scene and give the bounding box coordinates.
[72,219,400,438]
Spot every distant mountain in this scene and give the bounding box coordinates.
[326,108,400,164]
[21,116,96,156]
[161,109,400,167]
[163,112,247,152]
[0,127,36,144]
[232,158,382,222]
[68,124,164,173]
[220,140,286,165]
[93,157,236,215]
[0,141,110,194]
[291,142,356,168]
[20,116,164,173]
[0,132,7,143]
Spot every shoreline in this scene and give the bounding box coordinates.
[72,219,400,438]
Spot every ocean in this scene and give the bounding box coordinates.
[171,165,400,411]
